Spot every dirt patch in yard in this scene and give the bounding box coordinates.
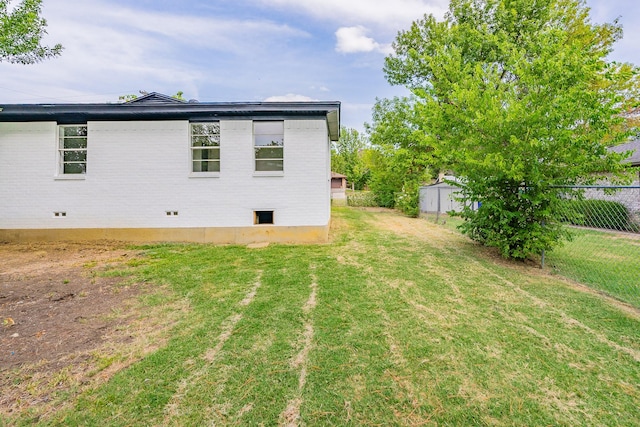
[0,241,177,417]
[1,242,137,369]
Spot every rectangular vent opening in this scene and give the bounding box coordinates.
[254,210,274,225]
[166,211,179,216]
[54,212,66,217]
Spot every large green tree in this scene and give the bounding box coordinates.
[384,0,638,259]
[0,0,62,64]
[332,126,370,190]
[366,96,434,216]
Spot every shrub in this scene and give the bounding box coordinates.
[560,199,639,232]
[456,182,569,260]
[395,182,420,217]
[347,191,379,207]
[367,174,398,208]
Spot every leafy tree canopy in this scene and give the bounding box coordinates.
[384,0,639,259]
[332,126,370,190]
[365,96,434,215]
[0,0,62,64]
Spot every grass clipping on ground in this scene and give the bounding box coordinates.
[2,208,639,426]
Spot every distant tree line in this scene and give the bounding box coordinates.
[331,120,433,218]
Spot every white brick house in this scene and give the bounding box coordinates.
[0,93,340,244]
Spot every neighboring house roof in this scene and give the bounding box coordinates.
[127,92,186,104]
[331,172,347,178]
[420,175,461,189]
[609,139,640,166]
[0,93,341,141]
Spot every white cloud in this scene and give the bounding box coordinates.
[255,0,448,31]
[0,0,314,104]
[89,6,309,52]
[47,0,309,55]
[0,5,205,103]
[264,94,317,102]
[252,0,444,55]
[335,26,392,54]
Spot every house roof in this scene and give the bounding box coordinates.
[609,140,640,166]
[331,172,347,178]
[127,92,186,104]
[0,92,341,141]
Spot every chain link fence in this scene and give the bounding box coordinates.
[547,185,640,307]
[419,183,640,307]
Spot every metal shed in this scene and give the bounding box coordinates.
[419,179,478,214]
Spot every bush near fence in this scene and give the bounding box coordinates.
[550,186,640,307]
[347,191,379,207]
[422,185,640,307]
[559,199,639,233]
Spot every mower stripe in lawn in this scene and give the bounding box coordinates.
[163,271,263,423]
[280,274,318,426]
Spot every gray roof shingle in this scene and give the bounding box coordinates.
[609,140,640,166]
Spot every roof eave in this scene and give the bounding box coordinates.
[327,108,340,141]
[0,101,341,132]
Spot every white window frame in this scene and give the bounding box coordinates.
[190,122,221,176]
[253,121,284,174]
[57,124,87,177]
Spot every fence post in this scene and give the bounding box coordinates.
[541,220,545,269]
[436,187,441,224]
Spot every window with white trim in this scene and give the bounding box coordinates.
[58,125,87,174]
[191,122,220,172]
[254,121,283,172]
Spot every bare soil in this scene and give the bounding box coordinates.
[0,242,139,368]
[0,241,157,415]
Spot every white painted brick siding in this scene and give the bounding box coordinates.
[0,119,331,229]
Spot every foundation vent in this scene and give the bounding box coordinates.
[254,210,274,224]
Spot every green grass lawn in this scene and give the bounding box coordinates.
[546,227,640,307]
[5,207,640,426]
[423,213,640,309]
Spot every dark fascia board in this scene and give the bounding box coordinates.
[0,101,341,141]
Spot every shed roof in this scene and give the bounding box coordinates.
[609,140,640,166]
[331,172,347,178]
[0,92,341,141]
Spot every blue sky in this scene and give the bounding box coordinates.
[1,0,638,132]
